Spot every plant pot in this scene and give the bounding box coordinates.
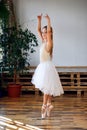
[8,84,21,97]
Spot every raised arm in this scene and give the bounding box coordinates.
[37,14,43,41]
[44,15,53,52]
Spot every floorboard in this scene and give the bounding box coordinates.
[0,93,87,130]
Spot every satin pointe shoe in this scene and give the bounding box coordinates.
[41,104,47,119]
[47,103,54,117]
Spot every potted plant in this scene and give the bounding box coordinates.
[0,26,38,97]
[0,0,38,97]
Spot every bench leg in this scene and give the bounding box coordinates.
[35,88,39,95]
[77,90,81,97]
[84,91,87,97]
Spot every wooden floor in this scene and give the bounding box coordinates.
[0,92,87,130]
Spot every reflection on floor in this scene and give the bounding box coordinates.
[0,116,42,130]
[0,93,87,130]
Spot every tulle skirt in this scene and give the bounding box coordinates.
[31,61,64,96]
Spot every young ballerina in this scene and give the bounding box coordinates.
[31,14,64,119]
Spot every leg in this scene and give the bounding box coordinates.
[47,95,54,117]
[41,94,49,119]
[47,95,53,104]
[43,94,49,105]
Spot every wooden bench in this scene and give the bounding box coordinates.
[1,66,87,97]
[59,72,87,96]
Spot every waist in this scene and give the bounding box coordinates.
[40,57,52,63]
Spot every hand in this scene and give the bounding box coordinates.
[44,14,50,20]
[37,14,42,20]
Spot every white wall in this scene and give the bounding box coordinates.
[13,0,87,66]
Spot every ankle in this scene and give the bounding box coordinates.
[42,104,47,107]
[47,103,54,109]
[47,103,51,106]
[42,104,47,109]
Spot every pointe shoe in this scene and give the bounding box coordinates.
[47,104,54,117]
[41,104,47,119]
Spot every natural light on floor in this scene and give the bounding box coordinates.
[0,116,42,130]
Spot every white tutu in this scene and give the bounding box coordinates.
[31,61,64,96]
